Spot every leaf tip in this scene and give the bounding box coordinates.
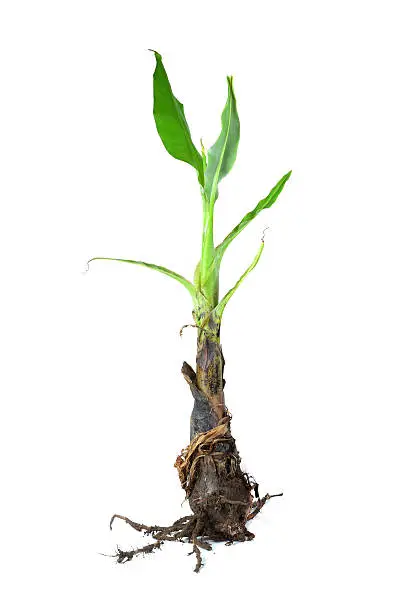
[84,257,96,273]
[281,170,292,185]
[226,75,235,92]
[148,48,162,61]
[261,226,270,243]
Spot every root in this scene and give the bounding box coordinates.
[109,514,169,535]
[105,431,283,572]
[190,516,204,572]
[189,543,203,573]
[246,492,284,521]
[103,541,163,564]
[106,491,282,572]
[108,512,207,572]
[110,512,197,543]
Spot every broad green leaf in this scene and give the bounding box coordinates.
[215,170,291,264]
[204,76,240,206]
[87,257,197,300]
[213,239,265,321]
[151,51,204,185]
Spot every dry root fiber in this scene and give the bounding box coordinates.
[174,416,234,497]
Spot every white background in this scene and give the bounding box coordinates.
[1,1,404,610]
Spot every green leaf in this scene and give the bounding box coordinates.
[87,257,197,301]
[200,171,291,290]
[215,170,291,265]
[213,239,265,322]
[151,51,204,185]
[204,76,240,206]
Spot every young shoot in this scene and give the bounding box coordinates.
[88,51,291,332]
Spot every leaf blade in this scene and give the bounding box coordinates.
[151,51,204,185]
[216,170,291,262]
[87,256,197,300]
[204,76,240,206]
[213,239,265,321]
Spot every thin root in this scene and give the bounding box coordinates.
[105,494,282,572]
[101,541,163,564]
[109,513,168,535]
[190,543,203,573]
[110,513,197,539]
[246,492,283,521]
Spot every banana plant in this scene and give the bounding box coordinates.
[89,51,291,571]
[89,51,290,333]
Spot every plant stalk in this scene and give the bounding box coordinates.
[195,317,225,425]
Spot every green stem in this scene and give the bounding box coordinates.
[200,195,218,307]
